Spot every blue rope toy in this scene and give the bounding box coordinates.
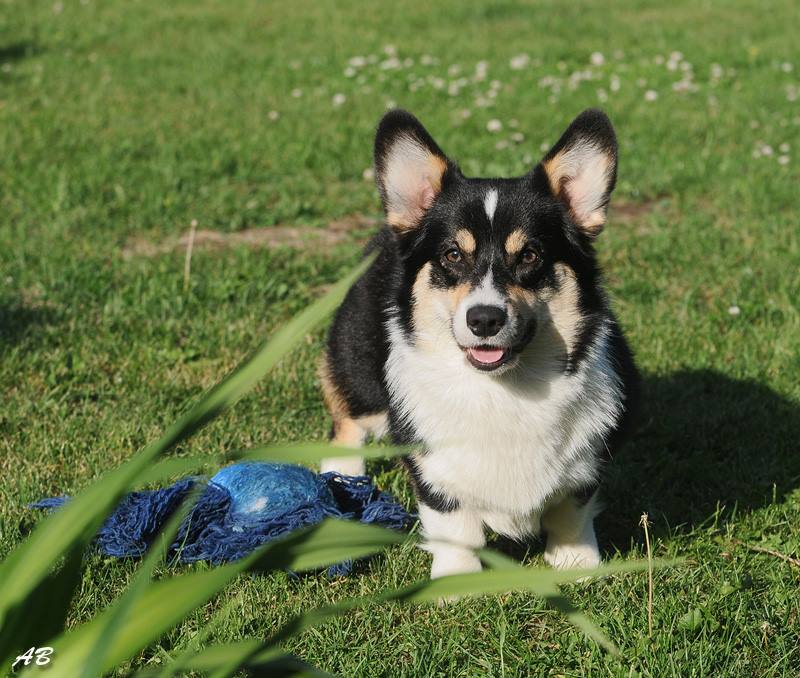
[30,462,413,576]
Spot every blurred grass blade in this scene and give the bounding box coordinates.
[267,558,678,650]
[0,255,373,637]
[0,544,83,672]
[537,583,619,655]
[41,520,404,677]
[79,491,203,678]
[136,440,411,486]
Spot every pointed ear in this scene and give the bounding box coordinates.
[540,109,617,237]
[374,109,452,233]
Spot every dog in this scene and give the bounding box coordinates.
[320,108,639,577]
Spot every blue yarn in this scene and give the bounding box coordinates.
[28,462,413,576]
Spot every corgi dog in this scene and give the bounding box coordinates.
[320,109,638,577]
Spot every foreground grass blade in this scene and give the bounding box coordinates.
[0,544,84,671]
[0,255,373,648]
[37,520,404,677]
[263,557,679,655]
[79,491,203,678]
[135,441,411,487]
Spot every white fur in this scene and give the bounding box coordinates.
[385,307,622,574]
[452,271,517,348]
[483,189,498,223]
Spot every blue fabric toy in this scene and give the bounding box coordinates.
[30,462,413,576]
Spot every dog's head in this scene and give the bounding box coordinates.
[374,109,617,374]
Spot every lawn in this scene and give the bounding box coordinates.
[1,0,799,675]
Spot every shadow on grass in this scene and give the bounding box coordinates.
[0,304,59,353]
[0,41,41,62]
[376,370,800,560]
[599,370,800,553]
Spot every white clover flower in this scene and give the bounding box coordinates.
[779,143,790,152]
[332,93,346,106]
[597,88,608,102]
[778,155,790,165]
[486,119,503,133]
[348,56,367,68]
[781,62,793,72]
[590,52,605,66]
[291,88,302,98]
[344,67,356,77]
[380,57,401,70]
[383,44,397,56]
[728,305,741,316]
[495,140,509,150]
[644,89,658,101]
[510,54,530,70]
[268,110,280,121]
[610,74,621,92]
[362,167,375,181]
[510,132,525,143]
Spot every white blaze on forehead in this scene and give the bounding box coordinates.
[483,189,498,224]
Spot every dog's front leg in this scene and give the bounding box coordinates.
[541,492,601,570]
[418,502,485,578]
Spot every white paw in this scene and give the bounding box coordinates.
[319,456,366,476]
[544,540,601,570]
[430,548,483,579]
[429,548,482,605]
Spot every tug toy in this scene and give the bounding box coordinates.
[30,462,412,576]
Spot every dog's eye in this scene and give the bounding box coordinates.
[520,248,538,265]
[444,248,462,264]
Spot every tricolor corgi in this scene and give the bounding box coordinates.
[320,109,639,577]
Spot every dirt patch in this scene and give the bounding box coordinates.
[609,198,664,225]
[122,214,380,259]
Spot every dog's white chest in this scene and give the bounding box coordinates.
[385,320,622,517]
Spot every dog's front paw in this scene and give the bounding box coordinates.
[430,548,482,605]
[320,456,366,476]
[544,540,601,571]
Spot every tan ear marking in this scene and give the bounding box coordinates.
[543,139,613,235]
[454,229,476,255]
[382,135,447,231]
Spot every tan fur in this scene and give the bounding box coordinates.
[543,141,613,235]
[411,263,470,352]
[507,284,536,307]
[455,229,476,255]
[504,228,527,257]
[318,355,350,422]
[544,263,583,355]
[383,137,447,232]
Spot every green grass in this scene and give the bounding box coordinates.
[2,0,799,675]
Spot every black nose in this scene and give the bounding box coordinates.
[466,305,507,338]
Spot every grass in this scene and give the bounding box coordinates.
[1,0,799,674]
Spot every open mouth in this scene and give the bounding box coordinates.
[463,345,513,372]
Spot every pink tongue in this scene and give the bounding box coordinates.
[469,347,505,364]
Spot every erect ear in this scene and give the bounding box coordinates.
[539,109,618,237]
[374,109,452,233]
